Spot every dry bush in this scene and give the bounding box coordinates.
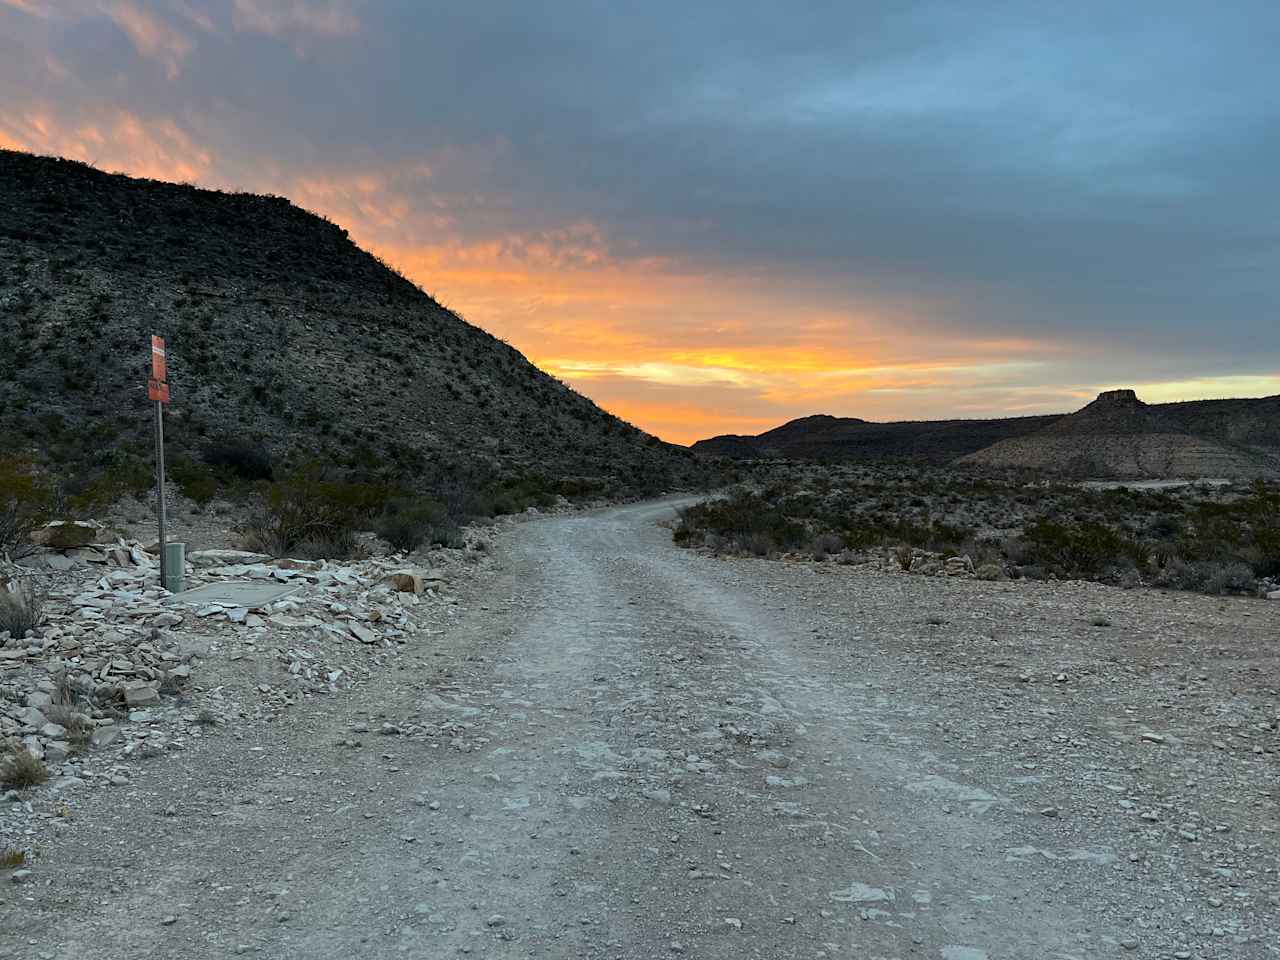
[1,742,49,788]
[0,578,46,638]
[0,458,59,559]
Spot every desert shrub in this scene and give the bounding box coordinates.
[1017,519,1143,577]
[203,442,274,481]
[1151,558,1256,594]
[809,531,845,561]
[674,493,808,554]
[65,455,152,513]
[0,458,59,558]
[239,472,389,559]
[374,497,447,553]
[44,678,93,753]
[0,579,46,637]
[0,743,48,788]
[429,518,466,549]
[169,456,218,504]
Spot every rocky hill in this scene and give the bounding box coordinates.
[693,412,1060,464]
[960,389,1280,478]
[0,150,706,498]
[695,389,1280,478]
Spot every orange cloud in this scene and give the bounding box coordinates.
[0,108,213,183]
[7,115,1256,445]
[103,1,193,78]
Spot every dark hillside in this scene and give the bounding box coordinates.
[0,150,706,498]
[696,388,1280,478]
[693,412,1060,464]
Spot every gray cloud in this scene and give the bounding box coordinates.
[3,0,1277,380]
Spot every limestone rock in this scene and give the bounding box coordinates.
[122,680,160,707]
[188,549,271,569]
[31,520,104,549]
[381,570,424,594]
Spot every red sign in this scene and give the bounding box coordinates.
[151,335,167,382]
[148,378,170,404]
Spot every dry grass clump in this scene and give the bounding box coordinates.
[0,577,46,638]
[44,676,94,754]
[1,740,49,788]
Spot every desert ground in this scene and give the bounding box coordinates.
[3,498,1277,959]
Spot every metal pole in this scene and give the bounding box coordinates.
[154,398,168,590]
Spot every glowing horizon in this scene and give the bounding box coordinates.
[2,2,1277,446]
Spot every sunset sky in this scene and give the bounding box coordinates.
[2,1,1278,444]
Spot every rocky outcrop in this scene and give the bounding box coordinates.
[696,389,1280,479]
[960,390,1280,478]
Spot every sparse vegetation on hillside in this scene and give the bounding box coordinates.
[0,150,716,507]
[0,457,60,558]
[674,463,1280,596]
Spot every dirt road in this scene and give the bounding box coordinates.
[4,499,1277,958]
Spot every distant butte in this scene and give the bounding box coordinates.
[691,389,1280,479]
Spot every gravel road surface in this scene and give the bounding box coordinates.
[4,498,1277,959]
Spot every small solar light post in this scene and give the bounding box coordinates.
[148,335,177,590]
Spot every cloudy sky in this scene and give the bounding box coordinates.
[3,1,1278,443]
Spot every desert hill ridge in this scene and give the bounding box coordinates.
[0,149,707,498]
[694,388,1280,478]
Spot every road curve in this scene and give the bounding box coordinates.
[6,499,1271,959]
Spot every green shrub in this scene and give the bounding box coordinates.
[65,455,152,513]
[1017,519,1144,577]
[374,497,447,553]
[239,471,390,559]
[674,493,809,554]
[203,442,274,481]
[169,456,219,504]
[0,458,59,559]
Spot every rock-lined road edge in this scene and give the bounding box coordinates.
[3,498,1277,959]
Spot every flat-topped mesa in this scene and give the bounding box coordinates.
[1094,388,1140,403]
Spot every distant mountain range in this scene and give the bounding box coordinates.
[692,389,1280,478]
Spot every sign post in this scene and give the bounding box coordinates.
[149,336,171,589]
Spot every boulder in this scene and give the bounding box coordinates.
[1268,589,1280,601]
[122,680,160,707]
[188,549,271,569]
[90,725,120,748]
[30,520,103,549]
[24,691,52,711]
[381,570,424,594]
[271,558,323,572]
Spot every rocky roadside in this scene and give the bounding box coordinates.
[0,521,502,878]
